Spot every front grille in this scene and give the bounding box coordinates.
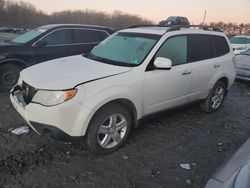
[22,82,37,104]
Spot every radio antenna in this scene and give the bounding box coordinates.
[202,10,207,25]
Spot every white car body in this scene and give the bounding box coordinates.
[235,49,250,81]
[230,35,250,55]
[10,27,236,138]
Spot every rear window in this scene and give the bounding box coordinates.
[73,29,109,43]
[213,36,230,57]
[188,34,214,62]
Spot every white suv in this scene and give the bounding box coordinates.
[10,25,236,154]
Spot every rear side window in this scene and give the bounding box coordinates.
[188,35,213,62]
[155,35,187,66]
[213,36,230,57]
[41,29,73,46]
[73,29,109,43]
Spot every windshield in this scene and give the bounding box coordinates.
[88,32,160,66]
[230,37,250,44]
[11,29,47,44]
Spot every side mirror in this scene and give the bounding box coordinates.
[154,57,172,70]
[34,40,47,47]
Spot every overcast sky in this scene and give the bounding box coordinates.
[20,0,250,24]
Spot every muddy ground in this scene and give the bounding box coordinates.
[0,81,249,188]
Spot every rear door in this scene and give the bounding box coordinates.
[71,29,109,55]
[187,34,229,101]
[31,29,74,64]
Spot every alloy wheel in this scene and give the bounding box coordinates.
[211,86,225,109]
[97,114,128,149]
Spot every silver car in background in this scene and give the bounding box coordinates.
[205,139,250,188]
[235,49,250,81]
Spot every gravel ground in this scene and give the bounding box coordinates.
[0,81,249,188]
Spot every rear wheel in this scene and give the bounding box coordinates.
[87,103,132,154]
[200,81,226,113]
[0,64,22,92]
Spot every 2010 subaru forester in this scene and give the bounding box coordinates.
[10,25,236,154]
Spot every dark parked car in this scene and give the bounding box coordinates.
[0,24,115,91]
[159,16,190,27]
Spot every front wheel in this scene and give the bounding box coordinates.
[87,103,132,154]
[200,81,226,113]
[0,64,22,92]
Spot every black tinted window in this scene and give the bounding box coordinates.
[73,29,108,43]
[213,36,230,57]
[41,29,73,45]
[188,35,213,62]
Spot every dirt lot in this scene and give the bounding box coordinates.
[0,81,249,188]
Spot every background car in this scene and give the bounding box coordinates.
[0,24,115,92]
[235,49,250,81]
[205,138,250,188]
[159,16,190,26]
[230,35,250,55]
[0,32,19,43]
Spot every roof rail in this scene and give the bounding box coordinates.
[127,24,223,33]
[167,25,223,32]
[127,24,166,29]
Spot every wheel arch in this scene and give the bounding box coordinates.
[209,74,230,92]
[0,59,28,69]
[218,77,229,89]
[84,98,139,136]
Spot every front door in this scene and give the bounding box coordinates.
[144,35,192,115]
[30,29,74,65]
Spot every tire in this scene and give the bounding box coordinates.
[200,81,226,113]
[87,103,132,154]
[0,64,22,92]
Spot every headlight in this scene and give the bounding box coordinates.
[32,89,77,106]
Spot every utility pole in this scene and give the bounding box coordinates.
[202,10,207,25]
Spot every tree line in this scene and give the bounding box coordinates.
[210,22,250,36]
[0,0,152,29]
[0,0,249,34]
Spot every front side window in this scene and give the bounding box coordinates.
[88,32,160,66]
[12,29,46,44]
[188,35,213,62]
[40,29,73,46]
[74,29,108,43]
[155,35,187,66]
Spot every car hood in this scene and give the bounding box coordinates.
[20,55,132,90]
[0,41,19,47]
[0,42,20,53]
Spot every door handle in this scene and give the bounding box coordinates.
[213,64,221,68]
[182,70,192,75]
